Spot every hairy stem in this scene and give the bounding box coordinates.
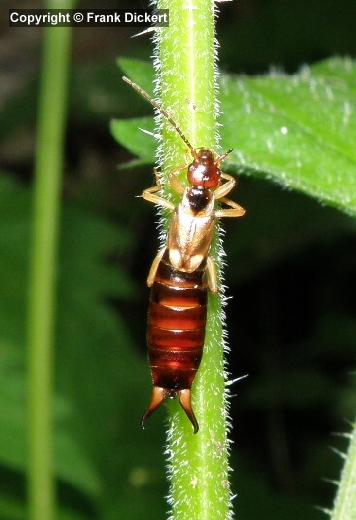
[27,1,73,518]
[331,418,356,520]
[154,0,233,518]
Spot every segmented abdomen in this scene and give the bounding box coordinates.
[147,251,208,391]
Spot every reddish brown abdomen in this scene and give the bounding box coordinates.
[147,252,207,391]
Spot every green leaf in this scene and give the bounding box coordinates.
[220,58,356,215]
[0,174,166,518]
[0,174,102,499]
[0,356,100,497]
[110,117,155,165]
[311,57,356,89]
[331,418,356,520]
[114,57,356,216]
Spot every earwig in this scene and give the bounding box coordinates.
[123,76,246,433]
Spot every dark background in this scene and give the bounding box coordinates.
[1,0,356,518]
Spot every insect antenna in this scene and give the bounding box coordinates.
[216,148,233,164]
[122,75,195,155]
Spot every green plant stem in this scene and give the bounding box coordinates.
[27,2,73,519]
[156,0,233,518]
[331,418,356,520]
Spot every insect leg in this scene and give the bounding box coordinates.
[206,256,218,293]
[153,167,162,186]
[147,247,166,287]
[169,164,189,195]
[215,196,246,218]
[214,172,236,200]
[142,185,175,210]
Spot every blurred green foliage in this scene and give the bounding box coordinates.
[0,175,168,518]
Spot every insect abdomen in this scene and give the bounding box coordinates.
[143,252,207,432]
